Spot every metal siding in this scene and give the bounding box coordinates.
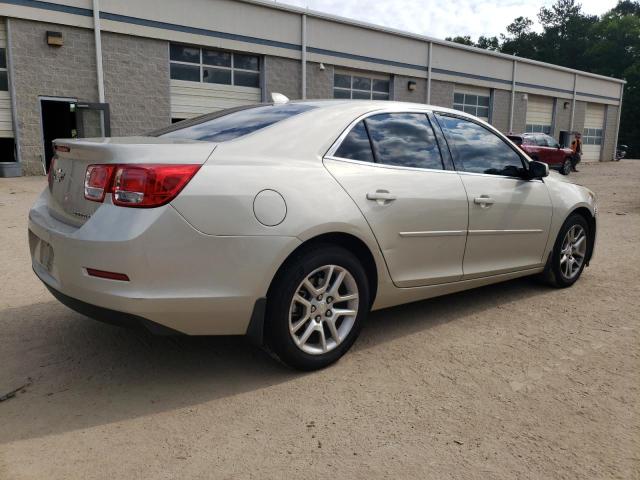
[170,80,260,119]
[583,103,605,161]
[0,20,13,137]
[526,95,554,126]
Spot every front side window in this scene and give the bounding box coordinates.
[583,128,603,145]
[156,104,315,142]
[333,73,390,100]
[453,92,490,120]
[169,44,260,88]
[0,48,8,91]
[437,114,524,177]
[365,113,443,169]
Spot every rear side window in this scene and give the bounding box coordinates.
[334,121,375,162]
[364,113,443,169]
[437,114,524,177]
[156,103,316,142]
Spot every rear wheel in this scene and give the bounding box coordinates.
[561,158,572,175]
[542,214,589,288]
[265,246,370,370]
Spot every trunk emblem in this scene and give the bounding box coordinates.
[52,168,66,183]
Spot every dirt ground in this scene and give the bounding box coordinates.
[0,161,638,480]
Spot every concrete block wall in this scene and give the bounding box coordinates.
[553,99,573,141]
[491,89,511,133]
[306,62,333,99]
[393,76,426,103]
[572,101,587,134]
[265,56,301,100]
[102,32,170,136]
[10,19,99,175]
[512,92,527,134]
[430,80,454,108]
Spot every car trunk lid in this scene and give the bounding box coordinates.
[48,136,216,227]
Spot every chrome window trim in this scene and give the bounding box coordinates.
[324,155,459,175]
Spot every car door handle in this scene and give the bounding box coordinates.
[366,190,397,204]
[473,195,494,207]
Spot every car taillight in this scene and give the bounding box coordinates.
[84,163,200,208]
[85,164,115,202]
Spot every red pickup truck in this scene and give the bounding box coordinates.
[507,133,576,175]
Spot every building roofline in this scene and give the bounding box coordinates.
[239,0,626,85]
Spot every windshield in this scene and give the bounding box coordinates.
[153,103,316,142]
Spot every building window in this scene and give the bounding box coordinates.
[0,48,8,91]
[169,43,260,88]
[333,72,390,100]
[453,92,490,120]
[583,128,603,145]
[525,123,552,134]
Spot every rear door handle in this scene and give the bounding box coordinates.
[473,195,494,207]
[366,190,397,205]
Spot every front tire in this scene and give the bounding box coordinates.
[561,158,572,175]
[542,214,590,288]
[265,245,370,371]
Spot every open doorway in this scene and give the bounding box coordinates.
[40,98,76,173]
[40,98,111,173]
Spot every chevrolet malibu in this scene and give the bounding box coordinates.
[29,99,597,370]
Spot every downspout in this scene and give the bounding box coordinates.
[426,41,432,104]
[508,59,516,133]
[569,74,577,134]
[612,84,624,161]
[301,14,307,99]
[93,0,105,103]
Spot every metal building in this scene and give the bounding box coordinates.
[0,0,626,176]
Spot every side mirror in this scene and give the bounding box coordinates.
[528,160,549,179]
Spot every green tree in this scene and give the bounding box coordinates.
[450,0,639,157]
[445,35,474,46]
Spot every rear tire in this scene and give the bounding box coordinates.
[265,245,370,371]
[561,158,572,175]
[541,214,590,288]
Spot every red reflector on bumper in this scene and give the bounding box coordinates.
[86,268,130,281]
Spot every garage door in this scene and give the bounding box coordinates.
[525,95,554,134]
[169,43,261,121]
[582,103,605,162]
[0,20,13,139]
[453,85,490,122]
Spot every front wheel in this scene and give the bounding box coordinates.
[561,158,572,175]
[542,214,590,288]
[265,246,370,370]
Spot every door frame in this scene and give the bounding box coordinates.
[38,96,77,174]
[75,102,111,138]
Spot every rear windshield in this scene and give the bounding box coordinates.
[153,103,316,142]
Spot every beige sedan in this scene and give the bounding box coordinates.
[29,99,597,370]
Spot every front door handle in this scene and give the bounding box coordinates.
[473,195,494,207]
[366,190,397,205]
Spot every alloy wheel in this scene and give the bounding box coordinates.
[559,225,587,280]
[288,264,359,355]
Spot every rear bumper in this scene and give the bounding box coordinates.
[41,281,182,335]
[29,189,300,335]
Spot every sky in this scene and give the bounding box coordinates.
[275,0,619,41]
